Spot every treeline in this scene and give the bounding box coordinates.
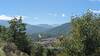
[0,10,100,56]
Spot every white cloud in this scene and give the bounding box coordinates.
[0,15,12,20]
[62,14,65,17]
[89,9,100,13]
[48,13,66,17]
[0,15,25,20]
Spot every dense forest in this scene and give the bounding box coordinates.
[0,10,100,56]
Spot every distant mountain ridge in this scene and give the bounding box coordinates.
[48,23,71,34]
[30,23,71,39]
[26,24,51,34]
[0,20,9,26]
[43,23,71,38]
[0,20,56,34]
[37,24,55,29]
[0,20,71,39]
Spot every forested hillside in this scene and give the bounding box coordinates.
[29,23,71,40]
[0,11,100,56]
[0,21,52,34]
[0,20,71,39]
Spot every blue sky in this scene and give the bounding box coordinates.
[0,0,99,25]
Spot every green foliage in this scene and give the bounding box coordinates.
[0,17,33,56]
[7,17,33,55]
[0,25,10,41]
[60,11,100,56]
[35,45,45,56]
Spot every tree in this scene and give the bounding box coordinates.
[0,25,10,41]
[59,10,100,56]
[8,16,32,55]
[69,11,100,56]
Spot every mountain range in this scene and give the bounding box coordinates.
[0,20,71,39]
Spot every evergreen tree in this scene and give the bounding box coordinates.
[8,16,32,55]
[0,25,10,41]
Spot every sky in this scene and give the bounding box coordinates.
[0,0,99,25]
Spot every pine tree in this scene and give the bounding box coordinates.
[8,16,32,55]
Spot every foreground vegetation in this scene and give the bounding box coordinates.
[0,10,100,56]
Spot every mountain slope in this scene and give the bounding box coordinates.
[0,20,52,34]
[0,20,71,39]
[48,23,71,34]
[31,23,71,39]
[0,20,9,26]
[45,23,71,37]
[37,24,54,29]
[26,24,50,34]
